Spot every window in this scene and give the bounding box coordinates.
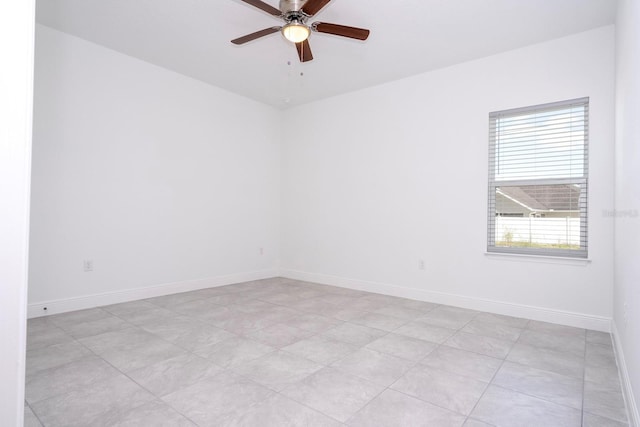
[487,98,588,258]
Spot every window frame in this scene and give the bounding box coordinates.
[487,98,589,259]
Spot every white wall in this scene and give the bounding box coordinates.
[281,26,616,330]
[0,0,34,424]
[29,25,281,312]
[614,0,640,422]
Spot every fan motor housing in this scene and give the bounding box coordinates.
[279,0,308,13]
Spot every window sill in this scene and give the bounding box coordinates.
[484,251,592,266]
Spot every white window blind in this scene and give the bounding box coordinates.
[487,98,589,258]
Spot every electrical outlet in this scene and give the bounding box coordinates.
[418,259,425,270]
[83,259,94,272]
[259,247,264,256]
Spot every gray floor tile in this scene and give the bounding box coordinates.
[247,323,315,348]
[461,318,522,342]
[26,341,93,377]
[47,308,113,330]
[78,327,158,353]
[584,380,628,423]
[347,389,466,427]
[470,385,582,427]
[232,299,279,313]
[197,284,254,295]
[391,364,488,415]
[288,288,331,300]
[232,350,323,391]
[81,329,188,373]
[24,404,43,427]
[281,367,384,423]
[348,297,393,312]
[282,335,359,365]
[328,307,370,321]
[27,326,75,350]
[139,316,236,352]
[318,294,361,306]
[107,341,189,373]
[24,280,631,427]
[234,291,286,313]
[25,355,120,404]
[584,341,621,389]
[214,308,299,335]
[492,361,583,409]
[110,400,196,426]
[113,306,178,325]
[291,298,351,314]
[518,329,585,357]
[473,312,529,328]
[586,342,617,366]
[27,317,56,334]
[371,304,425,320]
[198,301,258,333]
[361,294,407,306]
[127,353,222,397]
[585,362,622,389]
[394,320,456,344]
[194,336,275,368]
[31,374,156,427]
[421,345,502,382]
[257,291,305,304]
[171,299,235,321]
[507,342,584,379]
[101,300,159,317]
[444,331,513,359]
[289,313,342,333]
[60,315,134,339]
[586,330,613,347]
[322,286,369,298]
[331,348,415,387]
[582,412,629,427]
[393,299,439,313]
[418,306,478,330]
[321,322,387,346]
[350,312,409,332]
[161,371,274,426]
[144,291,204,308]
[229,394,342,426]
[223,287,265,300]
[208,291,258,305]
[366,333,437,362]
[462,419,493,427]
[527,320,586,337]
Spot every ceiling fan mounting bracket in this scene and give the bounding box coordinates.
[279,0,309,14]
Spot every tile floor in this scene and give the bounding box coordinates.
[24,278,630,426]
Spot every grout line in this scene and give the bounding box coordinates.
[464,318,529,422]
[24,400,47,427]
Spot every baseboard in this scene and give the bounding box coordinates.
[28,269,279,319]
[612,320,640,427]
[279,269,612,332]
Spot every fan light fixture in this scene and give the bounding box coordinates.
[282,22,310,43]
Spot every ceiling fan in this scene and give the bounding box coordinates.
[231,0,370,62]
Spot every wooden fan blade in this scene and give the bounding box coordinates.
[313,22,370,40]
[239,0,282,16]
[295,39,313,62]
[231,27,281,45]
[301,0,332,16]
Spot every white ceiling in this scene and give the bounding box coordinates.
[36,0,616,108]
